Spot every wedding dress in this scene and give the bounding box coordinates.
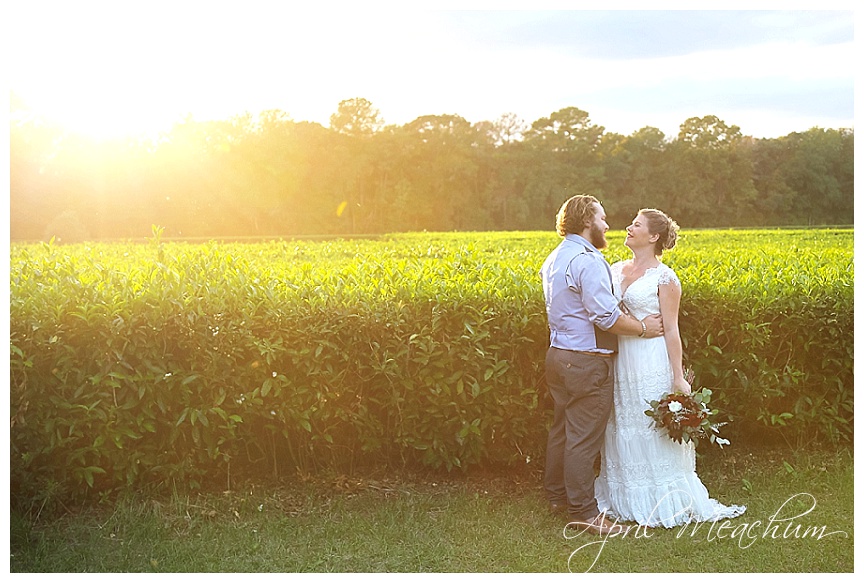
[594,261,746,528]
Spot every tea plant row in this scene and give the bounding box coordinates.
[10,229,852,504]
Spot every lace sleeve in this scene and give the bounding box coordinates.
[657,264,681,288]
[610,261,625,296]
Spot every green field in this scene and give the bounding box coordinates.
[10,445,854,572]
[10,228,854,507]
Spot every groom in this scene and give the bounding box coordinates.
[540,194,664,535]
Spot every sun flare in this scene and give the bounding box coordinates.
[13,91,184,141]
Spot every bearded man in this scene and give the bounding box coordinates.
[540,194,664,535]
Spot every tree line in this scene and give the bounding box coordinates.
[10,97,854,242]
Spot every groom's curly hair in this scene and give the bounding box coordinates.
[555,194,600,236]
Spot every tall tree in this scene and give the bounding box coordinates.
[8,101,855,240]
[522,107,607,227]
[327,99,388,232]
[668,115,758,226]
[329,97,384,137]
[490,112,528,146]
[392,114,479,230]
[780,128,854,225]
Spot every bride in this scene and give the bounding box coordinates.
[594,208,745,528]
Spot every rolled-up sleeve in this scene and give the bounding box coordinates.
[568,254,622,331]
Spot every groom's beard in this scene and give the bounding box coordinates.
[589,223,607,249]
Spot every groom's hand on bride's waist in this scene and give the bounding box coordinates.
[642,313,664,337]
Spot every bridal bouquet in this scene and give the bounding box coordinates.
[644,369,730,448]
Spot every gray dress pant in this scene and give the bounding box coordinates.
[544,347,614,521]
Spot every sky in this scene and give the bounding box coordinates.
[4,1,858,141]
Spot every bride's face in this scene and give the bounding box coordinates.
[624,214,658,251]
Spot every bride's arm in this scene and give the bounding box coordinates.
[658,279,691,394]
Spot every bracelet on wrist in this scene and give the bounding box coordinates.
[639,320,647,337]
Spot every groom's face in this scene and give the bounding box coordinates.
[587,203,609,249]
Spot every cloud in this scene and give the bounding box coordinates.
[7,4,855,139]
[435,10,853,59]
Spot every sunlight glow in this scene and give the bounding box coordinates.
[8,4,449,140]
[7,4,854,141]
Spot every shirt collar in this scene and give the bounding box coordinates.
[564,233,599,253]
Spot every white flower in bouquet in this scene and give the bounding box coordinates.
[644,367,730,448]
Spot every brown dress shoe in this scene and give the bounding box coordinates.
[567,513,623,536]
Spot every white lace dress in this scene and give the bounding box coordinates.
[594,261,746,527]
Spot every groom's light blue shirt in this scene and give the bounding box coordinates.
[540,234,621,353]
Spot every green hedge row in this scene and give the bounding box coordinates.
[9,230,853,505]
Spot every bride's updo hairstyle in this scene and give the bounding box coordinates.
[556,194,601,236]
[639,208,679,256]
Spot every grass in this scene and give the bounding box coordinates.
[10,445,853,573]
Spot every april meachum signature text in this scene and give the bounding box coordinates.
[564,493,848,572]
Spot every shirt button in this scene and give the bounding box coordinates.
[566,363,571,369]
